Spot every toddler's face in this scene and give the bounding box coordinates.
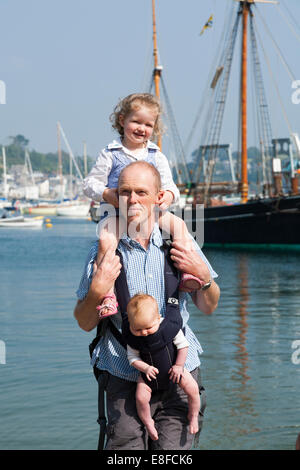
[119,104,157,149]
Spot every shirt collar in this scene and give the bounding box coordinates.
[119,223,163,251]
[107,138,160,154]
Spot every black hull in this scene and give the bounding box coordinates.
[90,195,300,247]
[201,195,300,247]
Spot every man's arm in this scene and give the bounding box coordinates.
[74,250,121,332]
[170,240,220,315]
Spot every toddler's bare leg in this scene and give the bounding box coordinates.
[158,212,202,291]
[136,377,158,441]
[96,216,123,316]
[179,370,201,434]
[158,211,190,242]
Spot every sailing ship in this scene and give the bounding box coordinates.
[90,0,300,249]
[188,0,300,249]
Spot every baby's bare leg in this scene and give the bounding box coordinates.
[136,377,158,441]
[179,370,201,434]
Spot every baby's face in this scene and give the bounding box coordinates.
[129,307,160,337]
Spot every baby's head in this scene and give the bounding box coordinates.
[127,293,161,337]
[110,93,164,139]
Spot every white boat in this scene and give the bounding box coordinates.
[56,203,90,218]
[0,217,44,228]
[25,204,58,215]
[0,215,25,223]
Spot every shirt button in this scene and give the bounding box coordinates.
[149,274,153,278]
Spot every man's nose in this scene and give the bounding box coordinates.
[128,191,138,203]
[140,330,148,336]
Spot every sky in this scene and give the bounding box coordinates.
[1,0,300,162]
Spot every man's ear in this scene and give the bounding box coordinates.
[155,190,165,205]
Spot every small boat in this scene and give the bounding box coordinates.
[0,215,25,223]
[0,217,44,228]
[56,203,90,218]
[25,205,58,216]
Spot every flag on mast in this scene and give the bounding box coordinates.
[199,14,213,35]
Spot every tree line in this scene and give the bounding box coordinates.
[0,135,94,177]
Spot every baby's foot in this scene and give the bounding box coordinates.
[145,419,159,441]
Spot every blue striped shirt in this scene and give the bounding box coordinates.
[76,223,217,381]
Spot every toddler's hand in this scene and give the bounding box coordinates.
[168,365,184,384]
[158,190,174,211]
[103,188,119,208]
[145,366,159,381]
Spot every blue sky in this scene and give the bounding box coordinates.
[1,0,300,161]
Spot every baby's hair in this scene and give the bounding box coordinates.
[127,293,159,325]
[110,93,164,138]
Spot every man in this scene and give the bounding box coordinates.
[74,161,220,450]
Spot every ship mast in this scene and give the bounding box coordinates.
[241,1,249,203]
[238,0,278,202]
[151,0,162,149]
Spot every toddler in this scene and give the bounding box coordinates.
[83,93,204,317]
[125,293,200,441]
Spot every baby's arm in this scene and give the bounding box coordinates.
[127,345,159,381]
[168,330,189,384]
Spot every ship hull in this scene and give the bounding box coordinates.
[89,195,300,248]
[199,195,300,248]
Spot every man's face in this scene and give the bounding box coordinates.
[118,165,159,231]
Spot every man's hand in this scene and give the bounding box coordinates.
[169,365,184,384]
[158,190,174,211]
[91,249,121,298]
[170,240,211,283]
[74,250,121,332]
[103,188,119,208]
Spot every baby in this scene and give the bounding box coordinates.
[126,293,200,441]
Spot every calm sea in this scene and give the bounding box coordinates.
[0,217,299,450]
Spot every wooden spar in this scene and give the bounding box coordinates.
[241,1,249,203]
[57,122,63,189]
[152,0,162,150]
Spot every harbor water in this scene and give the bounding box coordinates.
[0,217,299,450]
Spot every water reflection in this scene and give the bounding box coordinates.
[234,254,250,385]
[231,254,260,435]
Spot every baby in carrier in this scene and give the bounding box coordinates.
[125,293,200,441]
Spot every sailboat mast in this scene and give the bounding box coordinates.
[241,1,249,203]
[57,122,63,190]
[152,0,162,149]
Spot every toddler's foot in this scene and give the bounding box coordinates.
[188,414,199,435]
[96,294,118,318]
[179,273,205,292]
[145,419,159,441]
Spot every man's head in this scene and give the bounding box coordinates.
[118,161,162,233]
[127,293,161,337]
